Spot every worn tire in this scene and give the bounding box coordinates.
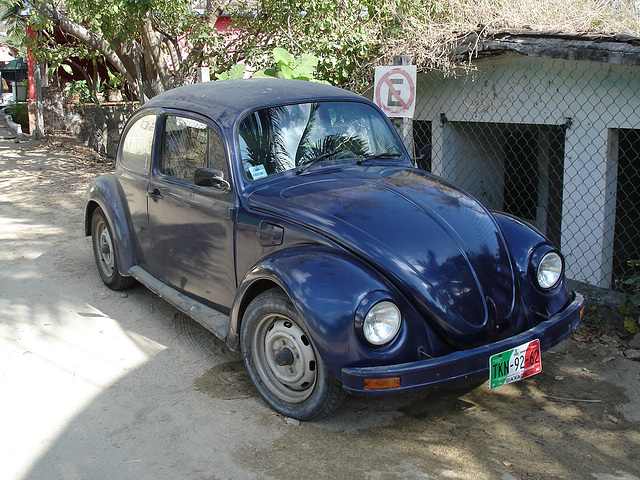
[241,288,346,420]
[91,207,135,291]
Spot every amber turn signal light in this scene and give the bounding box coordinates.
[363,377,401,390]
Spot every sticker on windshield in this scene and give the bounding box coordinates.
[248,165,268,180]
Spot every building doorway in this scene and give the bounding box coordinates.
[613,129,640,289]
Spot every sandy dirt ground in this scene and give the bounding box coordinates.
[1,132,639,480]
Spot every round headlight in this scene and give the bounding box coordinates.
[537,251,563,289]
[363,301,401,346]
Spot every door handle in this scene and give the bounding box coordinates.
[147,188,163,200]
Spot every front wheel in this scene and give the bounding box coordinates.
[91,207,135,291]
[241,288,346,420]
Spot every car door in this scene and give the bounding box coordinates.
[147,112,236,311]
[115,111,158,272]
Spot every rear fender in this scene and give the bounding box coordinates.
[228,245,427,377]
[84,173,135,275]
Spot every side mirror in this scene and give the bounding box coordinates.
[194,167,231,191]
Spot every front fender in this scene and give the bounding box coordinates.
[84,173,135,276]
[228,245,429,378]
[492,211,570,317]
[491,211,547,276]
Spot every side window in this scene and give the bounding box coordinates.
[208,126,227,175]
[120,114,156,174]
[160,115,229,184]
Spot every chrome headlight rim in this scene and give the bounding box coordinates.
[355,292,402,347]
[532,248,564,290]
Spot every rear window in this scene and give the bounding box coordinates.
[120,114,156,174]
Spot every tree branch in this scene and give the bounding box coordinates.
[31,0,137,88]
[149,14,182,70]
[182,0,233,70]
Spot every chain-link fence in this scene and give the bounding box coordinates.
[392,55,640,291]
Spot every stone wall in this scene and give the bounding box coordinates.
[67,104,138,158]
[42,85,138,158]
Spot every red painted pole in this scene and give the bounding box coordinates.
[27,24,35,102]
[26,21,43,138]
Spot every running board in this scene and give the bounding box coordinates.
[129,266,230,341]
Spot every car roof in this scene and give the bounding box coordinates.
[143,78,365,123]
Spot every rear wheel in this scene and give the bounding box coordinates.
[241,288,346,420]
[91,207,135,290]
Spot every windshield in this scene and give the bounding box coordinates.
[238,101,403,181]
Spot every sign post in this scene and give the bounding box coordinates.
[374,56,415,159]
[374,65,417,119]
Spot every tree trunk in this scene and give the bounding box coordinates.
[140,13,171,93]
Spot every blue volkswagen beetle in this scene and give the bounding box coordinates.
[85,79,584,420]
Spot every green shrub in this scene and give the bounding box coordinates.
[5,102,29,133]
[63,80,92,104]
[216,48,328,84]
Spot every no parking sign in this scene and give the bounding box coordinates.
[374,65,417,118]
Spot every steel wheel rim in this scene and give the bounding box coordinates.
[252,314,317,404]
[95,219,115,278]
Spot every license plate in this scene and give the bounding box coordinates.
[489,339,542,389]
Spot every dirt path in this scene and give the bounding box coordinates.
[1,134,639,480]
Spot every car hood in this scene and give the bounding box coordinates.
[247,167,518,348]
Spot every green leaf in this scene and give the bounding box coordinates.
[279,64,294,79]
[294,54,319,71]
[272,47,294,67]
[252,68,278,79]
[62,64,73,75]
[227,64,246,79]
[291,54,318,79]
[624,316,640,333]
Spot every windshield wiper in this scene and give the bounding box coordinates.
[355,152,403,165]
[296,149,345,175]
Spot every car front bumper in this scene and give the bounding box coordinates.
[341,292,584,395]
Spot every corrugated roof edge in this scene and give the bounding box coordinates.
[453,28,640,66]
